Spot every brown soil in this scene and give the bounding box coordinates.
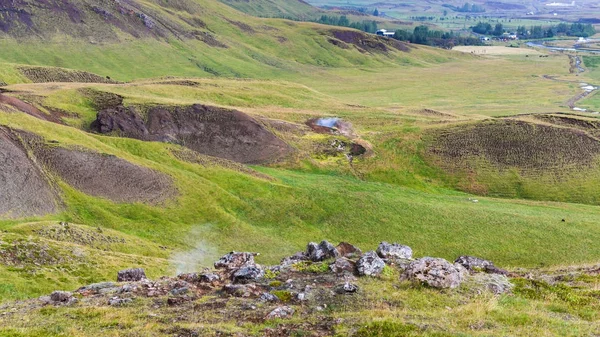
[19,66,119,84]
[329,29,412,53]
[91,104,294,164]
[533,114,600,134]
[172,148,273,181]
[0,93,64,123]
[0,127,59,218]
[426,119,600,173]
[34,145,176,205]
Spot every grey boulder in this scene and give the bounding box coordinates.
[306,240,340,262]
[117,268,147,282]
[356,251,386,276]
[377,242,413,260]
[403,257,466,289]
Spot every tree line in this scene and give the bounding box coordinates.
[472,22,596,38]
[314,15,379,33]
[442,3,485,13]
[392,25,483,48]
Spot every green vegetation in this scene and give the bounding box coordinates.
[1,0,600,335]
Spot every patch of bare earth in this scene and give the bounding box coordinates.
[36,145,176,205]
[0,127,59,218]
[91,103,294,164]
[425,119,600,174]
[18,66,119,84]
[328,29,411,53]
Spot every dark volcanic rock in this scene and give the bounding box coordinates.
[117,268,147,282]
[280,252,308,267]
[232,266,264,284]
[92,104,293,164]
[50,291,74,303]
[403,257,466,289]
[356,251,386,276]
[306,240,340,262]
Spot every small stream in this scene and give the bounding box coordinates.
[526,39,600,54]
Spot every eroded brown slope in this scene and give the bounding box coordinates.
[0,127,59,218]
[92,104,294,164]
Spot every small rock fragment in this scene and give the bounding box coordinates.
[265,306,295,320]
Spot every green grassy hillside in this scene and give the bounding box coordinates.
[218,0,320,18]
[1,0,600,325]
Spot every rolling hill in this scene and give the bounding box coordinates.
[2,1,600,335]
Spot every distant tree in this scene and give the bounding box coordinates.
[472,22,492,35]
[443,9,448,16]
[337,15,349,27]
[412,25,429,44]
[493,23,504,36]
[373,8,379,16]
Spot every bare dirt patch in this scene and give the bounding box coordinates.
[329,29,411,53]
[0,127,59,218]
[425,119,600,174]
[91,104,294,164]
[34,145,176,205]
[0,93,64,123]
[19,66,119,84]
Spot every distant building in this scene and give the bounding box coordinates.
[376,29,395,37]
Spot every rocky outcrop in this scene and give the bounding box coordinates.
[117,268,147,282]
[454,256,508,275]
[214,252,257,270]
[356,251,386,276]
[402,257,466,289]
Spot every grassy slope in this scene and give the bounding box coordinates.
[218,0,320,18]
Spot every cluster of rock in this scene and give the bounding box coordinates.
[39,240,513,319]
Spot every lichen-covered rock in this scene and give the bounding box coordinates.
[403,257,466,289]
[117,268,147,282]
[334,282,359,294]
[377,242,413,260]
[306,240,340,262]
[467,273,514,295]
[232,266,264,284]
[259,292,279,302]
[356,251,386,276]
[108,297,132,306]
[200,273,221,283]
[50,291,74,303]
[454,255,508,275]
[214,252,256,270]
[77,282,118,295]
[335,242,362,258]
[265,306,295,320]
[329,257,356,275]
